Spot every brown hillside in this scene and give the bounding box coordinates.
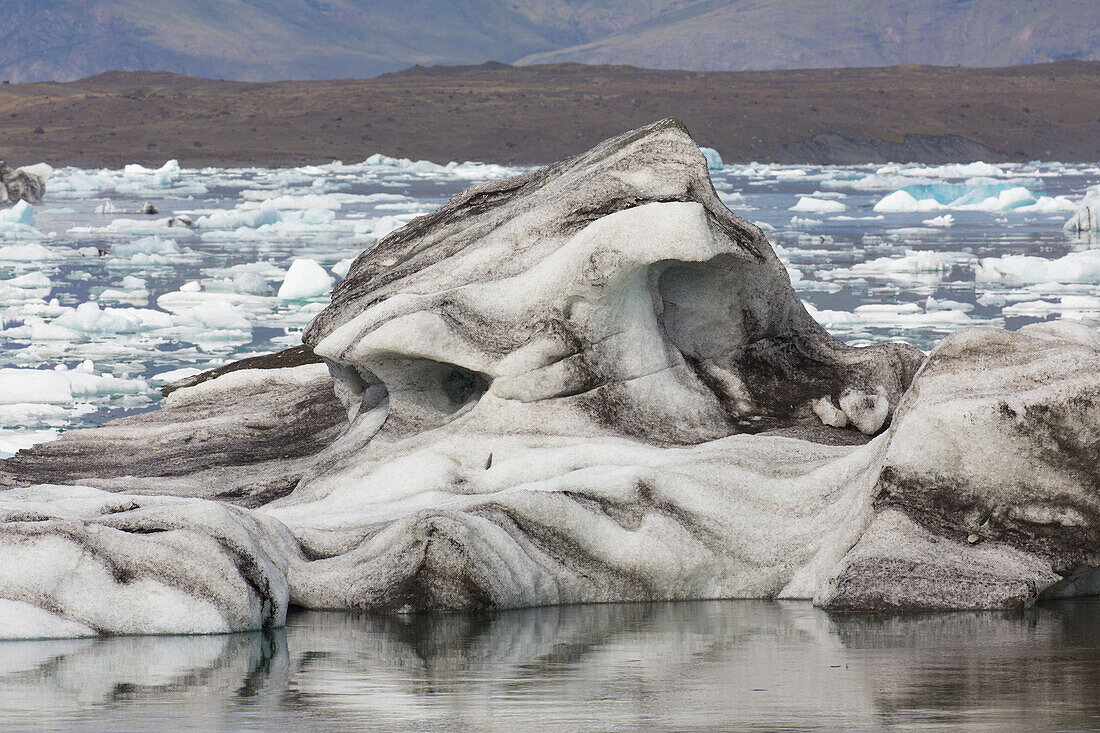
[0,61,1097,167]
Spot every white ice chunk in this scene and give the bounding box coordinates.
[925,296,973,312]
[0,364,147,404]
[839,388,889,435]
[790,197,846,214]
[54,301,175,334]
[976,250,1100,284]
[174,300,253,332]
[898,162,1006,178]
[0,201,43,239]
[1003,295,1100,320]
[821,250,951,280]
[233,271,270,294]
[150,367,204,384]
[0,272,51,303]
[94,200,123,215]
[16,163,53,183]
[0,428,60,458]
[332,257,355,279]
[873,190,943,213]
[109,236,194,265]
[812,397,848,428]
[277,259,335,300]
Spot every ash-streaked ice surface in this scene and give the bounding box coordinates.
[1,153,1096,457]
[1,118,1100,636]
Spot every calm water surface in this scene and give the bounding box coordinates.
[2,600,1099,732]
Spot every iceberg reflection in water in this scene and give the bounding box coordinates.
[1,600,1098,731]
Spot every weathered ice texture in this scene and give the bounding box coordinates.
[308,118,922,442]
[820,321,1100,611]
[276,118,921,612]
[0,484,294,636]
[0,160,49,204]
[817,509,1060,612]
[0,120,1097,636]
[1065,184,1099,242]
[2,352,345,506]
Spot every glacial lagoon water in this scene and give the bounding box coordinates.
[2,600,1100,732]
[1,156,1099,729]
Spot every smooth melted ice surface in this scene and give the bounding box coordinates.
[0,157,1098,456]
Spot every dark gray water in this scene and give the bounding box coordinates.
[2,600,1099,732]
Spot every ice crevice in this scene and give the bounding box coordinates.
[1,120,1099,637]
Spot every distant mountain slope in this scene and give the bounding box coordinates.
[1,0,1097,82]
[0,0,702,82]
[517,0,1100,70]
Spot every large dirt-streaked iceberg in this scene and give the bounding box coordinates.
[0,161,50,204]
[1065,184,1099,242]
[1,120,1097,637]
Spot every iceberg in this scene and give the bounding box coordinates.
[0,484,291,635]
[819,321,1100,610]
[123,160,182,188]
[1064,185,1099,239]
[94,200,123,215]
[194,206,343,241]
[1,120,1098,637]
[108,235,195,264]
[894,162,1007,178]
[790,196,846,214]
[332,257,355,279]
[0,242,53,261]
[976,250,1100,284]
[803,301,975,331]
[53,302,176,335]
[277,259,335,300]
[874,182,1076,213]
[819,250,953,280]
[0,161,50,204]
[700,147,724,171]
[2,293,255,347]
[195,208,283,230]
[50,160,207,197]
[174,299,253,333]
[0,362,146,405]
[97,275,150,305]
[1002,295,1100,320]
[359,154,516,180]
[0,272,51,304]
[0,200,43,239]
